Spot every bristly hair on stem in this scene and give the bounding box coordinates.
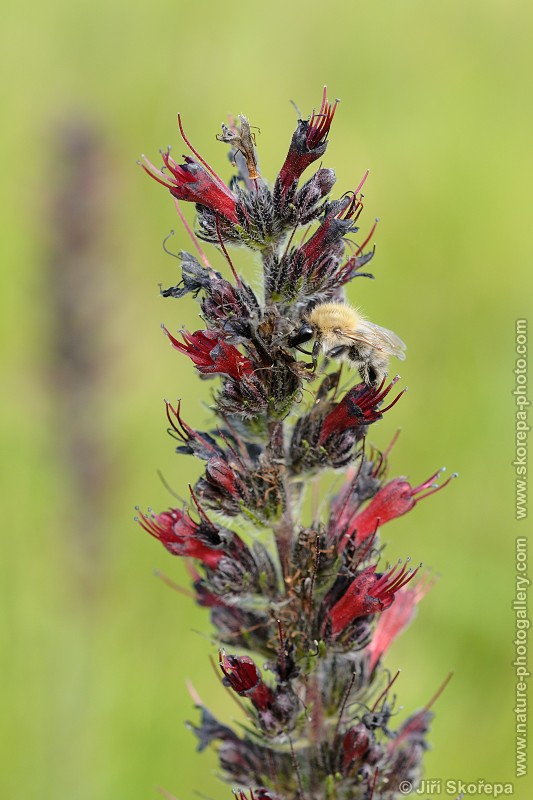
[138,87,456,800]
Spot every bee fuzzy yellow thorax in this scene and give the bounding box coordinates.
[307,302,365,340]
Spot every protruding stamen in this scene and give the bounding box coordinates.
[173,199,211,268]
[177,113,228,191]
[356,217,379,256]
[413,468,457,501]
[215,215,242,286]
[371,668,401,712]
[354,169,370,197]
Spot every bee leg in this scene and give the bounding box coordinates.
[359,362,382,386]
[367,365,379,385]
[312,340,322,369]
[356,362,368,385]
[326,345,349,359]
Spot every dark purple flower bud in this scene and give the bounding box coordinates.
[160,252,260,334]
[194,436,285,522]
[201,276,258,330]
[206,455,243,497]
[218,373,269,418]
[196,452,255,517]
[217,737,267,785]
[234,790,280,800]
[189,706,238,752]
[291,167,336,225]
[192,577,229,608]
[342,723,371,773]
[160,251,223,299]
[382,676,453,796]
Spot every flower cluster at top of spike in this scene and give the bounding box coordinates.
[138,88,455,800]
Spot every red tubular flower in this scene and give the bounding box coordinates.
[163,327,254,380]
[335,218,379,284]
[299,175,368,263]
[307,87,339,150]
[366,579,432,672]
[140,150,239,223]
[219,651,274,711]
[318,377,404,445]
[328,561,420,637]
[136,507,224,569]
[344,468,455,547]
[298,197,354,272]
[277,87,338,201]
[193,582,228,609]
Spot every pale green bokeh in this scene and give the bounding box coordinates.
[1,1,531,798]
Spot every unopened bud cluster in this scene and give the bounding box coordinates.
[139,89,454,799]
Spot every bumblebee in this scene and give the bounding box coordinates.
[288,301,406,386]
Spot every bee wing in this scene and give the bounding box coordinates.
[339,320,407,360]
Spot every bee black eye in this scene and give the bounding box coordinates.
[288,323,314,348]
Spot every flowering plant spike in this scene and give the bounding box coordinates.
[139,88,455,799]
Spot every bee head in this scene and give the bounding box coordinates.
[288,322,314,348]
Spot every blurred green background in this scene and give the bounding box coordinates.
[1,0,530,797]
